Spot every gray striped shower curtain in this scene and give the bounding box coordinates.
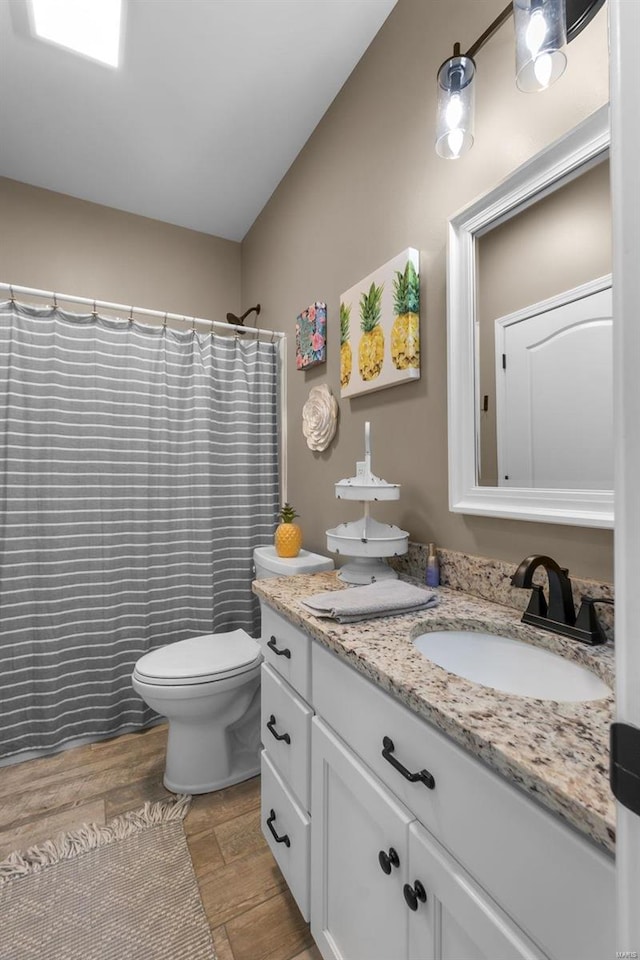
[0,301,279,761]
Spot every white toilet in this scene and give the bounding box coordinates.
[132,545,333,794]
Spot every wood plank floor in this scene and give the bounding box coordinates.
[0,724,322,960]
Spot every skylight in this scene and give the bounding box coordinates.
[29,0,122,68]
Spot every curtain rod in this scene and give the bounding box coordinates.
[0,282,286,342]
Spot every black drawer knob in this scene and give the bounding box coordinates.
[266,714,291,744]
[266,809,290,847]
[378,847,400,875]
[403,880,427,911]
[267,636,291,659]
[382,736,435,790]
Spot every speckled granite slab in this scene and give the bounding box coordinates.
[390,542,615,640]
[253,571,615,854]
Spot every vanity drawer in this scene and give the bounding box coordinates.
[312,640,614,960]
[260,604,311,701]
[260,663,313,813]
[261,750,310,921]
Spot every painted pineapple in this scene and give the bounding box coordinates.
[340,302,352,388]
[358,282,384,381]
[391,259,420,370]
[274,503,302,558]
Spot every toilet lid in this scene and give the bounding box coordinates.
[133,629,262,685]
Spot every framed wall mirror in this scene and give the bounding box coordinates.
[447,106,612,528]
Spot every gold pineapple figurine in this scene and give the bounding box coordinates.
[275,503,302,558]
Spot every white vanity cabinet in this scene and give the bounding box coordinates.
[257,601,615,960]
[405,821,544,960]
[311,717,414,960]
[311,717,544,960]
[259,606,314,920]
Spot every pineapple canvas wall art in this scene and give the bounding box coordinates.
[340,302,353,388]
[340,249,420,398]
[296,301,327,370]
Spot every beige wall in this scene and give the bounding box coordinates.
[477,158,612,485]
[0,178,241,322]
[241,0,613,582]
[0,1,613,582]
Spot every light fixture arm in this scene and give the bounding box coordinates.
[457,0,605,61]
[464,2,513,60]
[436,0,604,159]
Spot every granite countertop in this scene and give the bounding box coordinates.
[253,571,616,854]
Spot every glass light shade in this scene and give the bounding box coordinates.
[514,0,567,92]
[435,55,475,160]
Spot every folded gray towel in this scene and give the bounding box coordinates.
[301,579,438,623]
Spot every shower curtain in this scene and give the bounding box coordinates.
[0,300,279,761]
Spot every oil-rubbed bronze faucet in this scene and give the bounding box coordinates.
[511,555,610,646]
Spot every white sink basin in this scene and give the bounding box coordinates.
[413,630,611,702]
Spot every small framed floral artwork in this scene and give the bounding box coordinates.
[296,301,327,370]
[340,249,420,398]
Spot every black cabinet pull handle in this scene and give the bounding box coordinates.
[378,847,400,875]
[267,636,291,659]
[267,714,291,744]
[382,736,435,790]
[266,809,290,847]
[403,880,427,911]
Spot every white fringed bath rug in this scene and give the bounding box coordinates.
[0,795,216,960]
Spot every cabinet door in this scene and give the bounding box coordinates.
[261,751,311,921]
[311,717,414,960]
[260,604,311,700]
[407,822,547,960]
[261,663,313,813]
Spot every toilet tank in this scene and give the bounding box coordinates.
[253,546,334,580]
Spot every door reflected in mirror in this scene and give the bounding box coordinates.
[475,158,611,490]
[447,106,612,526]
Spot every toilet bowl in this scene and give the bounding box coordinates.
[132,629,262,793]
[131,545,334,794]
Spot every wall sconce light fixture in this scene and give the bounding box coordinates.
[514,0,568,91]
[435,0,605,160]
[436,45,476,160]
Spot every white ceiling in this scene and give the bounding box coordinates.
[0,0,397,241]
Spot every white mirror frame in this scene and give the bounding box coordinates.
[447,106,612,528]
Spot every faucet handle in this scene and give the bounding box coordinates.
[575,596,613,646]
[524,584,548,619]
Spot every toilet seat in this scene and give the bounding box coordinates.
[133,629,262,686]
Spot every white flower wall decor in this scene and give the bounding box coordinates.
[302,384,338,452]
